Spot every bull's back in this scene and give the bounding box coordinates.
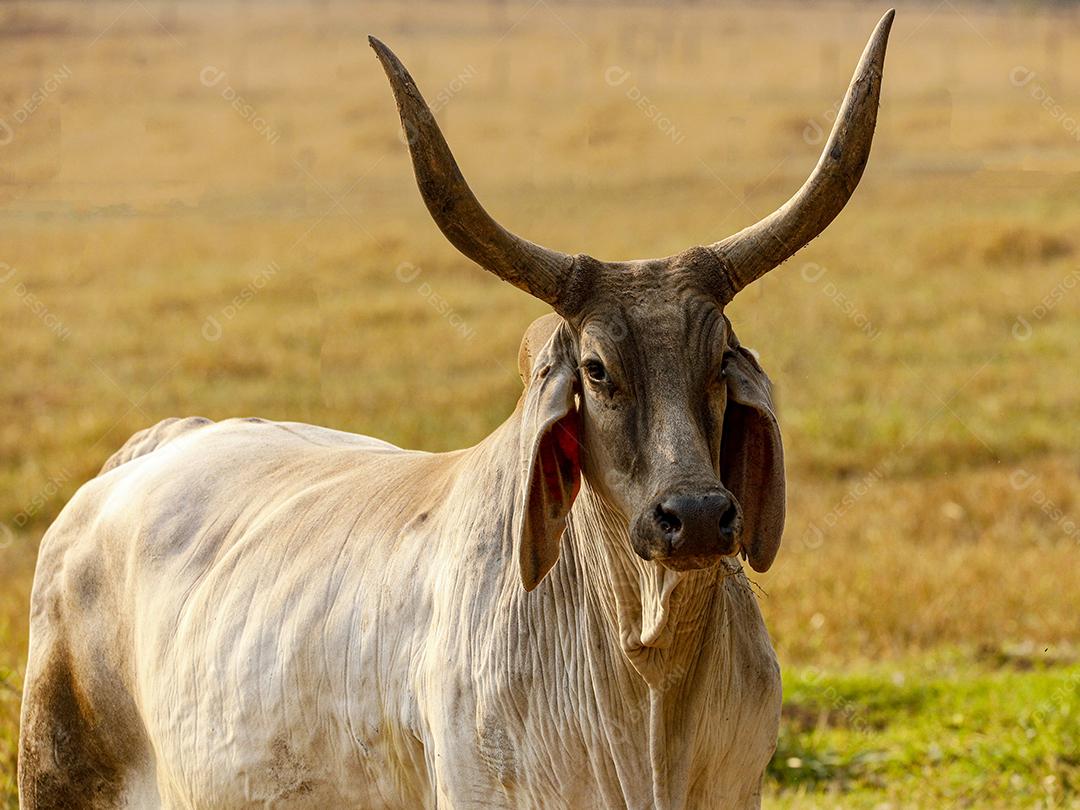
[22,417,451,808]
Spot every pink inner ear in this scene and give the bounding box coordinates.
[541,413,582,508]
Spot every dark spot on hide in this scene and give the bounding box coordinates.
[18,649,125,809]
[73,565,101,607]
[268,737,315,799]
[477,717,519,791]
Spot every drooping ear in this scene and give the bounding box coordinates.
[515,320,582,591]
[721,342,786,573]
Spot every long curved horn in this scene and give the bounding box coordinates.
[370,37,577,311]
[709,9,894,301]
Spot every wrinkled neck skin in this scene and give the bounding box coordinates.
[565,481,730,686]
[510,470,761,809]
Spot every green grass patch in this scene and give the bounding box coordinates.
[767,656,1080,808]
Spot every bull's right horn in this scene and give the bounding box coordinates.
[371,37,581,315]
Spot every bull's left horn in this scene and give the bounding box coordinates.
[707,9,895,301]
[370,37,579,313]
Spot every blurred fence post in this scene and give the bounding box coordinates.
[489,0,508,33]
[1045,27,1061,88]
[491,48,510,99]
[679,26,701,66]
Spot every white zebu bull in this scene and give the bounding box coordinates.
[19,12,893,809]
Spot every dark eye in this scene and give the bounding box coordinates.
[583,358,609,384]
[710,357,730,389]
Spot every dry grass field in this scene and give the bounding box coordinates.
[1,0,1079,806]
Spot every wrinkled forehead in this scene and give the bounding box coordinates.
[576,257,729,358]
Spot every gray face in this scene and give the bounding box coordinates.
[568,255,742,570]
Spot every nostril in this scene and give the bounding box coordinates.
[654,503,682,537]
[719,499,738,534]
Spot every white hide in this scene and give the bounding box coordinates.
[21,408,780,809]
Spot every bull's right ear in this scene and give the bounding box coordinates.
[722,345,786,573]
[514,321,582,591]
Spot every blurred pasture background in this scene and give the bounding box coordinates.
[1,0,1079,805]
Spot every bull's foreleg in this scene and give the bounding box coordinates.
[18,645,141,810]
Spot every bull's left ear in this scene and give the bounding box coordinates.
[515,322,582,591]
[722,344,786,573]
